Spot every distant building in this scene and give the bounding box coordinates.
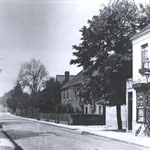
[56,71,75,85]
[61,70,104,115]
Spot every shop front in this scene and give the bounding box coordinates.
[133,83,150,136]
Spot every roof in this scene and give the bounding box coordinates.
[56,75,75,84]
[61,70,86,89]
[131,24,150,41]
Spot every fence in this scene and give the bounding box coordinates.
[15,109,105,125]
[16,108,40,119]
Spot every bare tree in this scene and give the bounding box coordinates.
[18,59,49,93]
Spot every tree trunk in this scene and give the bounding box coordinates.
[116,105,122,130]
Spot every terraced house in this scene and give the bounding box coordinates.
[61,70,104,115]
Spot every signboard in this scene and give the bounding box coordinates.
[136,93,146,123]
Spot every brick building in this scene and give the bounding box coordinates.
[61,70,104,115]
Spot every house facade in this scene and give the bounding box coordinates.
[61,70,104,115]
[126,25,150,135]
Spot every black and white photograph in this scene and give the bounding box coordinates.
[0,0,150,149]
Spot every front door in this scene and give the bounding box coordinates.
[128,92,132,130]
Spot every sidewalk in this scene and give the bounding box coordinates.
[8,113,150,149]
[0,128,15,150]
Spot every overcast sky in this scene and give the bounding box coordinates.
[0,0,149,96]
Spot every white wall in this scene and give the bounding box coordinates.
[106,105,127,129]
[132,30,150,134]
[132,32,150,83]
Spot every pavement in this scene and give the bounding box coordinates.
[5,113,150,149]
[0,128,15,150]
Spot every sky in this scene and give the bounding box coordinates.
[0,0,149,96]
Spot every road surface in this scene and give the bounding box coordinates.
[0,113,149,150]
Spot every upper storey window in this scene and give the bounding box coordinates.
[141,43,148,69]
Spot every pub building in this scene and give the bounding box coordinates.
[126,25,150,136]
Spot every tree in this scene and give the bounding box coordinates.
[7,83,23,112]
[7,82,30,112]
[18,59,49,94]
[0,90,13,108]
[71,0,149,129]
[39,78,61,113]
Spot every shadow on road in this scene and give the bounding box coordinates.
[5,130,61,140]
[0,121,31,126]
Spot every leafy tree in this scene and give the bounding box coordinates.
[6,82,30,112]
[17,58,49,94]
[39,78,61,113]
[0,90,13,108]
[17,93,30,110]
[138,4,150,28]
[7,83,22,112]
[71,0,149,129]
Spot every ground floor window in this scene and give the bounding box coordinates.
[99,105,103,115]
[85,106,88,114]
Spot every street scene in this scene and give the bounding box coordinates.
[0,0,150,149]
[0,113,149,150]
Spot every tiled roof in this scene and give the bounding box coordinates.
[56,75,75,83]
[131,24,150,40]
[61,70,86,89]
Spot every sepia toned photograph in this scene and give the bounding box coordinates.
[0,0,150,149]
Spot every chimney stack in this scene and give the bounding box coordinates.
[65,71,69,83]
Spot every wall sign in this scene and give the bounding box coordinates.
[136,92,146,123]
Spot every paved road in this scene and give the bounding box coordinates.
[0,113,149,150]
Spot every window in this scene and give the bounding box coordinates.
[63,91,65,99]
[66,90,69,99]
[137,108,144,122]
[141,43,148,69]
[99,105,103,115]
[85,106,88,114]
[74,89,77,98]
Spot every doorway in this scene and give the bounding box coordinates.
[128,92,133,130]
